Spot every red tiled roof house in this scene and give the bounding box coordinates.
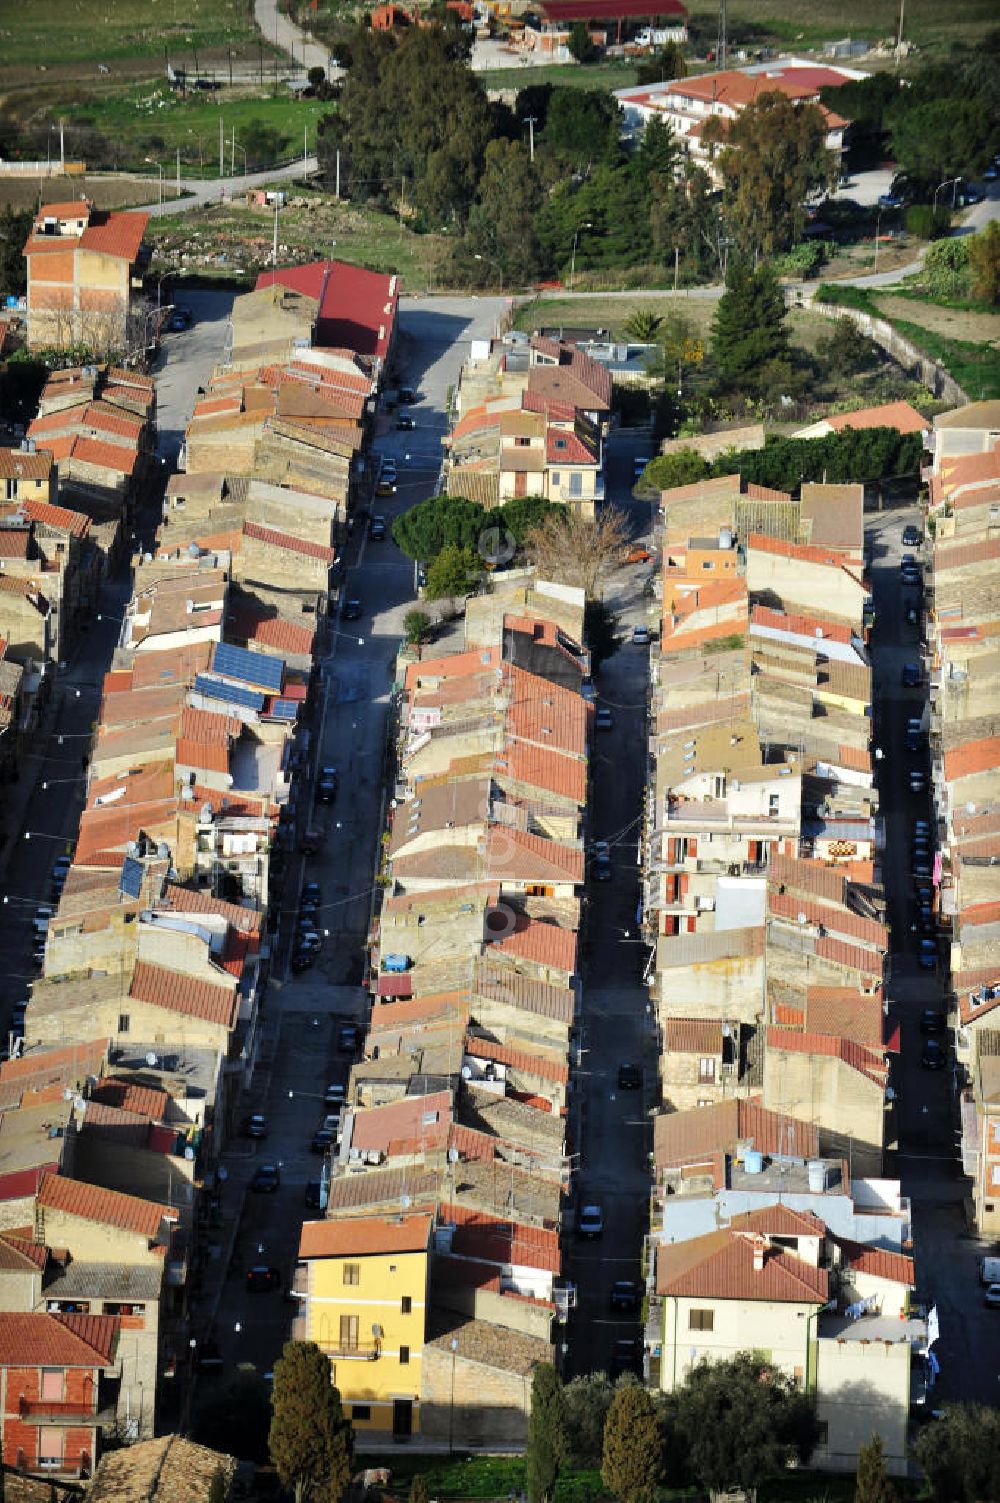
[23,201,149,355]
[0,1310,120,1478]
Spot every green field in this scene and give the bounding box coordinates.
[0,0,269,84]
[481,61,641,94]
[148,192,450,290]
[33,87,327,178]
[683,0,998,51]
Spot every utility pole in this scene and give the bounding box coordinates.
[219,115,224,180]
[273,198,279,267]
[525,115,536,163]
[228,45,233,88]
[896,0,905,51]
[303,124,308,178]
[673,245,679,294]
[176,146,180,198]
[335,148,341,200]
[716,0,727,70]
[59,121,65,171]
[230,125,235,178]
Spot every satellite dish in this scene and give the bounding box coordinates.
[797,912,807,925]
[447,1147,459,1164]
[145,1051,158,1068]
[461,1065,473,1080]
[400,1194,411,1209]
[73,1096,86,1113]
[184,1145,195,1160]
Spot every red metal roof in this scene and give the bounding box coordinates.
[540,0,685,17]
[256,258,399,362]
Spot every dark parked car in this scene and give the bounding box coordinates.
[338,1023,361,1055]
[250,1163,281,1193]
[370,515,387,540]
[305,1179,327,1210]
[921,1039,946,1071]
[918,939,938,970]
[593,855,612,882]
[342,598,362,621]
[325,1082,346,1108]
[246,1265,281,1293]
[195,1339,225,1371]
[902,524,922,547]
[302,882,322,904]
[611,1338,641,1377]
[311,1127,335,1154]
[169,307,193,331]
[317,765,339,803]
[909,770,927,794]
[396,415,416,430]
[901,663,921,688]
[920,1008,946,1034]
[610,1280,640,1314]
[290,948,316,973]
[243,1112,268,1139]
[617,1064,642,1090]
[595,706,613,731]
[577,1203,604,1239]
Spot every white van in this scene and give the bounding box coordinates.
[980,1255,1000,1285]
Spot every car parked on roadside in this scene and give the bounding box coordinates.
[921,1039,946,1071]
[250,1163,281,1193]
[617,1064,642,1090]
[311,1127,335,1154]
[985,1283,1000,1308]
[317,765,338,803]
[920,1008,946,1034]
[901,662,921,688]
[632,625,651,647]
[370,514,387,540]
[338,1023,361,1055]
[918,939,938,970]
[325,1083,346,1108]
[243,1113,268,1139]
[342,597,362,622]
[577,1203,604,1239]
[610,1280,640,1314]
[595,706,614,731]
[902,524,922,547]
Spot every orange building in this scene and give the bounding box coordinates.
[23,201,149,356]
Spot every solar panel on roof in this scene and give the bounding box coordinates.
[266,698,298,721]
[212,640,284,692]
[195,674,265,712]
[119,855,143,900]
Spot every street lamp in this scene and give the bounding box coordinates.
[144,157,163,209]
[448,1337,459,1453]
[933,177,961,213]
[873,203,883,274]
[570,221,593,287]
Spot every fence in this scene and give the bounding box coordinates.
[803,293,968,406]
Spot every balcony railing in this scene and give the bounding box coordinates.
[317,1339,381,1361]
[19,1396,115,1426]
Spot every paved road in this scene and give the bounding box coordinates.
[867,506,997,1407]
[254,0,331,77]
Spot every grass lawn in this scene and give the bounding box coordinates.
[480,60,640,93]
[11,87,325,179]
[683,0,998,51]
[0,0,268,85]
[148,193,449,289]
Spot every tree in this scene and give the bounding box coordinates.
[562,1372,615,1468]
[269,1340,353,1503]
[527,1363,566,1503]
[393,495,486,562]
[424,543,480,600]
[636,40,687,85]
[403,609,432,645]
[855,1432,898,1503]
[601,1383,662,1503]
[712,428,923,490]
[242,118,286,171]
[818,317,877,376]
[715,92,837,259]
[623,309,663,341]
[0,206,32,296]
[643,447,708,493]
[524,507,630,599]
[674,1353,819,1500]
[887,90,997,194]
[543,88,621,172]
[969,220,1000,306]
[466,138,543,286]
[710,260,791,401]
[409,1476,430,1503]
[567,20,596,62]
[195,1365,272,1464]
[912,1403,1000,1503]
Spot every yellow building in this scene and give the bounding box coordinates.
[295,1213,432,1439]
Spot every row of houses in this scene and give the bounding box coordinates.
[292,572,593,1444]
[637,432,929,1475]
[921,402,1000,1240]
[0,255,401,1484]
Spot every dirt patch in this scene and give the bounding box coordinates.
[874,294,1000,347]
[0,174,163,211]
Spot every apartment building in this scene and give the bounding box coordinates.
[23,201,149,354]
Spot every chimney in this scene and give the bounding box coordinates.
[752,1236,768,1272]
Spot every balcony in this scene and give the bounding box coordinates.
[317,1339,381,1361]
[18,1396,116,1426]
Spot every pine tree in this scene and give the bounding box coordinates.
[269,1340,353,1503]
[601,1384,661,1503]
[710,260,791,400]
[855,1433,898,1503]
[527,1363,567,1503]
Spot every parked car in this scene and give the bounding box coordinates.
[311,1127,335,1154]
[302,882,322,904]
[909,770,927,794]
[901,663,921,688]
[902,524,922,547]
[317,765,339,803]
[918,939,938,970]
[580,676,597,703]
[609,1280,640,1314]
[290,948,316,973]
[195,1339,225,1371]
[633,456,650,480]
[577,1203,604,1239]
[920,1039,946,1071]
[624,543,653,564]
[396,415,416,430]
[325,1083,346,1108]
[246,1265,281,1293]
[399,386,416,404]
[920,1008,946,1034]
[244,1113,268,1139]
[631,625,651,647]
[375,476,396,497]
[338,1023,361,1054]
[617,1064,642,1090]
[370,514,387,540]
[611,1338,641,1376]
[170,306,193,330]
[250,1163,281,1193]
[342,598,362,622]
[593,855,613,882]
[595,706,614,731]
[984,1283,1000,1309]
[305,1179,328,1210]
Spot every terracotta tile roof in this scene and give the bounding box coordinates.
[656,1226,830,1303]
[0,1232,50,1273]
[36,201,94,221]
[131,643,213,689]
[766,1027,888,1086]
[751,604,854,644]
[0,448,54,482]
[0,1041,107,1089]
[87,1435,238,1503]
[442,1203,562,1272]
[242,520,335,564]
[129,961,237,1028]
[464,1034,568,1084]
[371,991,471,1030]
[37,1172,172,1239]
[90,1077,168,1121]
[546,428,598,465]
[247,614,316,656]
[0,1312,120,1368]
[497,740,587,805]
[654,1099,819,1171]
[19,498,90,538]
[731,1205,826,1237]
[349,1090,454,1153]
[75,799,179,864]
[484,827,584,883]
[826,401,927,436]
[0,530,30,559]
[944,736,1000,782]
[748,532,861,572]
[79,210,148,262]
[474,963,576,1024]
[69,435,139,476]
[298,1212,432,1261]
[175,738,230,775]
[934,536,1000,573]
[770,892,886,950]
[664,1017,723,1054]
[162,883,261,933]
[492,916,577,974]
[528,338,612,408]
[801,986,886,1046]
[835,1237,915,1286]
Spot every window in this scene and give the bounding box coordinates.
[514,436,530,448]
[343,1263,360,1286]
[553,437,567,451]
[38,1429,63,1469]
[698,1057,716,1083]
[696,1098,713,1108]
[550,472,561,485]
[702,560,713,570]
[401,1295,412,1314]
[104,1302,144,1318]
[815,1421,829,1445]
[40,1369,64,1402]
[339,1315,359,1350]
[117,1014,130,1034]
[769,793,780,814]
[568,472,582,497]
[399,1345,410,1365]
[688,1309,714,1332]
[351,1404,371,1421]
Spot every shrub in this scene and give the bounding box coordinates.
[919,237,971,300]
[905,203,951,241]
